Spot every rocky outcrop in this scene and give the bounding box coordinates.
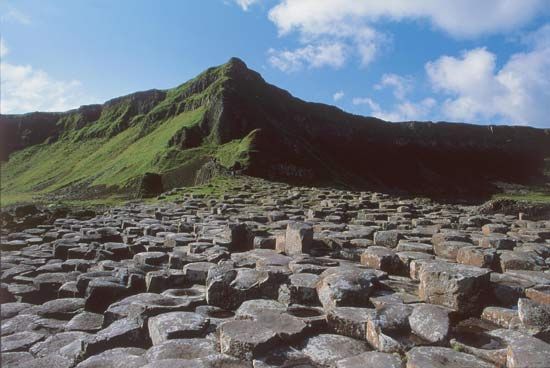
[2,57,549,200]
[2,177,550,366]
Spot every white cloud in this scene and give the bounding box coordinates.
[375,73,412,100]
[354,95,435,121]
[353,97,377,108]
[268,0,546,39]
[1,61,88,114]
[1,37,91,114]
[268,42,347,72]
[234,0,260,11]
[266,2,388,71]
[2,8,31,25]
[0,38,8,58]
[264,0,546,72]
[333,90,344,101]
[425,27,550,127]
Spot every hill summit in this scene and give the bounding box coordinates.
[1,57,550,203]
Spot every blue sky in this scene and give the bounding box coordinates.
[1,0,550,127]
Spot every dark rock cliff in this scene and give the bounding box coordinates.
[2,57,549,199]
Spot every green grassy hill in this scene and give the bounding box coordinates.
[0,59,256,205]
[2,57,550,207]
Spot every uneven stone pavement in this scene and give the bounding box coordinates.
[1,178,550,368]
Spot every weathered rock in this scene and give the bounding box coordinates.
[76,347,147,368]
[284,222,313,255]
[456,246,496,269]
[408,304,451,344]
[218,319,279,360]
[482,306,521,329]
[336,351,402,368]
[148,312,209,345]
[366,304,414,353]
[66,311,104,332]
[327,307,375,340]
[525,285,550,305]
[316,267,381,311]
[29,331,90,358]
[517,298,550,333]
[85,279,129,313]
[301,334,369,366]
[505,333,550,368]
[235,299,286,319]
[183,262,216,285]
[0,352,34,368]
[83,318,146,357]
[434,241,472,260]
[1,302,32,319]
[374,231,403,249]
[500,251,545,272]
[406,346,494,368]
[418,261,490,315]
[278,272,320,306]
[1,331,45,352]
[144,338,217,361]
[361,246,404,274]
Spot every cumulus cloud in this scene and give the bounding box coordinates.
[263,0,546,72]
[333,90,344,101]
[1,39,89,114]
[425,27,550,126]
[374,73,413,100]
[233,0,260,11]
[268,42,347,72]
[268,0,546,39]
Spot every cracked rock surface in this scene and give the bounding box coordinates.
[1,177,550,367]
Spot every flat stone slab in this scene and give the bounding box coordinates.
[148,312,209,345]
[218,319,279,360]
[302,334,370,366]
[144,338,217,361]
[406,347,495,368]
[76,347,147,368]
[1,331,45,352]
[336,351,402,368]
[408,304,451,344]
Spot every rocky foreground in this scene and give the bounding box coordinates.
[1,178,550,368]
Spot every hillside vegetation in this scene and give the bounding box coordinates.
[0,60,256,205]
[2,57,550,206]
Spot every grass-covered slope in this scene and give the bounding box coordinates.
[0,59,257,206]
[2,57,550,206]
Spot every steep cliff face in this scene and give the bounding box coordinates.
[1,57,549,204]
[216,59,550,197]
